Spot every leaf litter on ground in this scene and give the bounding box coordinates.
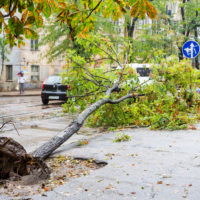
[0,155,106,198]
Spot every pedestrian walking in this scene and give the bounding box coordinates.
[18,72,26,95]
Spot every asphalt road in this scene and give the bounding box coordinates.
[1,96,200,200]
[0,96,100,153]
[0,96,63,121]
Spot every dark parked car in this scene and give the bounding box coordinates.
[41,75,69,105]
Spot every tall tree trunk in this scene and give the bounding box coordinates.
[0,29,5,81]
[194,10,199,69]
[178,0,187,61]
[178,47,184,61]
[181,0,186,36]
[126,16,138,63]
[0,52,4,81]
[127,16,138,38]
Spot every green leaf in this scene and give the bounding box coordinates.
[25,16,35,25]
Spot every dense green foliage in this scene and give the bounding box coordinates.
[40,0,157,62]
[61,34,137,112]
[87,56,200,130]
[60,34,200,131]
[0,0,156,48]
[131,0,200,64]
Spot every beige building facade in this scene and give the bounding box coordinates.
[0,37,64,92]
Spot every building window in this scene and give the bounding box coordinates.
[31,39,39,50]
[31,65,39,81]
[6,65,12,81]
[31,65,39,72]
[31,75,39,81]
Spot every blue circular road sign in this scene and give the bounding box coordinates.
[182,40,200,59]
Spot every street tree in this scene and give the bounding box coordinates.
[0,36,10,81]
[40,0,157,62]
[133,0,200,67]
[0,0,142,47]
[32,34,200,160]
[0,0,159,178]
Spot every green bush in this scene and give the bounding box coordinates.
[87,57,200,130]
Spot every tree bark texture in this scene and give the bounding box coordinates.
[194,10,199,69]
[32,87,134,159]
[127,17,138,38]
[31,97,110,159]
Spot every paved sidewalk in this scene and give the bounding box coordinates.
[36,127,200,200]
[2,127,200,200]
[0,89,41,97]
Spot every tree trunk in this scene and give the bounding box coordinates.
[32,97,109,159]
[127,17,138,38]
[0,28,5,82]
[0,51,5,81]
[32,86,134,159]
[126,16,138,63]
[194,10,199,69]
[181,0,186,36]
[178,46,184,61]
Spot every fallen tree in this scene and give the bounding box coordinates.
[31,39,200,159]
[0,0,159,179]
[31,84,135,159]
[0,36,140,178]
[32,36,137,159]
[1,35,200,179]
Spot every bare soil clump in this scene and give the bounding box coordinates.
[0,137,50,179]
[0,155,106,198]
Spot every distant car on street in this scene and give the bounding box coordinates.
[41,75,69,105]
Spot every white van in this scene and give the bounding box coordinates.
[126,63,152,85]
[116,63,152,86]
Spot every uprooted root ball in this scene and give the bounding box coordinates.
[0,137,50,180]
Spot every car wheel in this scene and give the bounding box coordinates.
[42,99,49,105]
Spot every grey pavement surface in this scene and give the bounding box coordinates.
[0,96,100,153]
[30,128,200,200]
[2,127,200,200]
[1,96,200,199]
[0,89,41,97]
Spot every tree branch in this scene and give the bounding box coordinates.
[67,89,106,98]
[107,93,146,104]
[86,0,103,19]
[83,38,119,64]
[2,0,17,18]
[107,94,133,104]
[0,120,20,136]
[82,75,101,86]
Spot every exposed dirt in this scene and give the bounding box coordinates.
[0,137,50,180]
[0,155,107,198]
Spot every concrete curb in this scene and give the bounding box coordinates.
[0,90,41,97]
[0,93,41,97]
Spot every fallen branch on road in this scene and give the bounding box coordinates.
[0,120,20,136]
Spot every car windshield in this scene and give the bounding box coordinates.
[45,76,62,84]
